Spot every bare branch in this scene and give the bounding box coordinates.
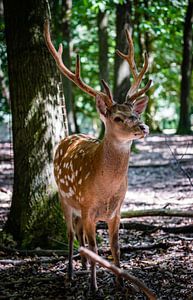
[79,247,157,300]
[165,136,193,187]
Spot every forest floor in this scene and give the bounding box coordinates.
[0,134,193,300]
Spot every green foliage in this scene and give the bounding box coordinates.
[132,0,189,132]
[69,0,191,134]
[0,231,17,249]
[0,0,192,133]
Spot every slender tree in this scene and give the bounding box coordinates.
[3,0,67,244]
[113,0,132,103]
[97,8,109,138]
[133,0,157,131]
[178,0,193,134]
[97,9,109,88]
[51,0,78,134]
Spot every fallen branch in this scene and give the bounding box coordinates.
[120,241,171,252]
[121,222,193,234]
[98,242,171,257]
[121,208,193,219]
[0,245,69,258]
[79,247,157,300]
[98,221,193,234]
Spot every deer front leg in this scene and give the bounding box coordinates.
[83,218,97,290]
[108,214,124,287]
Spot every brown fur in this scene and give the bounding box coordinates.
[54,102,148,290]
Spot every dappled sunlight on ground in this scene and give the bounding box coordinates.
[0,134,193,228]
[0,134,193,299]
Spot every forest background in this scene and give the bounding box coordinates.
[0,0,192,248]
[1,0,193,139]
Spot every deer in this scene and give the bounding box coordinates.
[44,20,151,291]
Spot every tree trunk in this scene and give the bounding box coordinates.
[133,0,159,132]
[177,0,193,134]
[113,0,132,104]
[97,9,109,88]
[97,9,109,138]
[3,0,67,245]
[51,0,79,134]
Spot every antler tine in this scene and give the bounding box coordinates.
[44,20,97,98]
[116,29,151,103]
[127,51,149,98]
[126,79,152,103]
[75,54,81,78]
[116,29,138,80]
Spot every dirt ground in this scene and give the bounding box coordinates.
[0,134,193,299]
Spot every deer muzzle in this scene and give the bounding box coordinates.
[139,123,149,137]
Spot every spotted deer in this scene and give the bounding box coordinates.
[44,20,151,290]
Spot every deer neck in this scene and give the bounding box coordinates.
[98,132,132,181]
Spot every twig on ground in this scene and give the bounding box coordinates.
[165,136,193,187]
[79,246,157,300]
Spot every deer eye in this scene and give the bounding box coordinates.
[114,116,124,123]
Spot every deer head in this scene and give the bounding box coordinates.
[44,21,151,144]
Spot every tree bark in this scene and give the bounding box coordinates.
[177,0,193,134]
[3,0,67,244]
[113,0,132,103]
[97,9,109,89]
[97,9,109,138]
[50,0,78,134]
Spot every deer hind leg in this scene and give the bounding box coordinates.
[108,215,124,287]
[83,217,97,290]
[73,216,87,269]
[59,194,74,280]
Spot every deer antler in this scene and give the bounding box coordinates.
[44,20,97,97]
[44,20,113,108]
[116,29,151,103]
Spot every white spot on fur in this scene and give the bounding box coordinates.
[78,178,82,185]
[69,187,75,197]
[60,190,66,198]
[60,178,65,184]
[55,152,59,159]
[60,149,63,156]
[85,172,90,180]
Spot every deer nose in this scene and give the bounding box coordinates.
[139,124,149,135]
[139,124,145,130]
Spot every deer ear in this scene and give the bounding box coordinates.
[133,96,148,114]
[96,94,109,116]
